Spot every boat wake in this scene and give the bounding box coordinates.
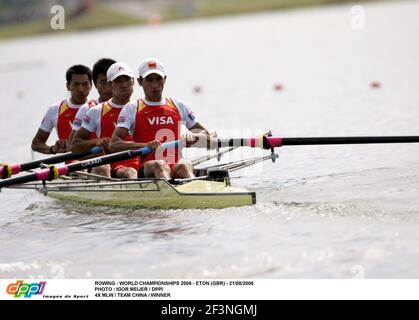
[253,166,419,221]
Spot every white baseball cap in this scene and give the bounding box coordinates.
[107,62,134,81]
[138,58,166,79]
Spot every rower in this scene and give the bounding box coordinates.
[110,58,211,180]
[31,65,92,155]
[71,62,139,179]
[69,58,116,146]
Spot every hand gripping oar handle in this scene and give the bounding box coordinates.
[0,146,103,179]
[215,136,419,149]
[212,137,282,149]
[0,141,182,189]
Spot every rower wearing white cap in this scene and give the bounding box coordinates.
[71,62,139,179]
[110,58,211,180]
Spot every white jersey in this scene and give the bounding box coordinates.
[82,99,129,138]
[72,98,102,131]
[39,98,85,133]
[117,98,198,132]
[90,98,101,105]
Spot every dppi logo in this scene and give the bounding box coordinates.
[6,280,46,298]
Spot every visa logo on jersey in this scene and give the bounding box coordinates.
[6,280,46,298]
[148,116,174,125]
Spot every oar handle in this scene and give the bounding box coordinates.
[90,146,103,154]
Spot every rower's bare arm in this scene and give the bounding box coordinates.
[31,129,67,154]
[31,129,50,153]
[110,128,160,153]
[186,122,213,147]
[71,128,107,154]
[190,122,210,135]
[110,127,131,152]
[67,130,77,150]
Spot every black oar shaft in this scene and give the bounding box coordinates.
[214,136,419,148]
[0,173,39,187]
[65,150,142,173]
[20,150,95,171]
[280,136,419,146]
[63,140,179,173]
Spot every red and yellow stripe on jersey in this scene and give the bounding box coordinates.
[133,98,182,169]
[100,101,139,172]
[57,100,79,140]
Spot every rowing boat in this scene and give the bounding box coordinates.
[4,140,266,209]
[2,135,419,209]
[12,178,256,209]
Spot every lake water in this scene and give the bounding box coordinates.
[1,0,419,279]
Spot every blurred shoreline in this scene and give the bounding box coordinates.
[0,0,385,40]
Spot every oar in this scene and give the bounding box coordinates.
[0,146,103,179]
[214,136,419,149]
[0,141,182,189]
[192,146,237,166]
